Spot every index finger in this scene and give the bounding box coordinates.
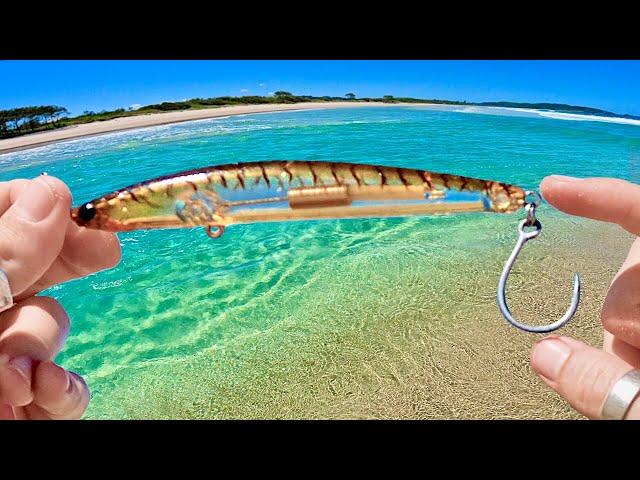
[0,176,71,297]
[541,175,640,236]
[18,221,121,300]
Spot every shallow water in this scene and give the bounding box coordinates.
[1,105,639,419]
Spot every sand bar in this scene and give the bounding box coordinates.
[0,102,438,155]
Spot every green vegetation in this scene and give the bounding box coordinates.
[1,93,637,140]
[0,105,68,138]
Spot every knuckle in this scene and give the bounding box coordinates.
[0,179,30,211]
[562,351,622,418]
[34,296,71,332]
[600,311,618,335]
[0,215,47,260]
[0,221,35,263]
[572,358,605,412]
[42,176,72,206]
[601,307,640,349]
[621,196,640,233]
[0,218,22,247]
[103,239,122,270]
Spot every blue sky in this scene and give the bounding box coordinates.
[1,60,639,116]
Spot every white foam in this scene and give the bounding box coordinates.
[454,105,640,127]
[536,111,640,126]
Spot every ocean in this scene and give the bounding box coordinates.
[1,105,639,418]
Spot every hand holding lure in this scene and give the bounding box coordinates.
[70,160,580,333]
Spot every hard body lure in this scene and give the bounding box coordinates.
[71,160,580,333]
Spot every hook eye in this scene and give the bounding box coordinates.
[518,218,542,241]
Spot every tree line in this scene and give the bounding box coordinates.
[0,105,69,139]
[137,91,351,111]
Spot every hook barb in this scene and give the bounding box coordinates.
[497,218,581,333]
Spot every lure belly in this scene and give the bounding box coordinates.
[71,160,526,236]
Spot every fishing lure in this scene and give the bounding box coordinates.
[70,160,580,333]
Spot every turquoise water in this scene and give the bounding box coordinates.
[1,105,639,418]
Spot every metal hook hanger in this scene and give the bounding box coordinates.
[496,192,581,333]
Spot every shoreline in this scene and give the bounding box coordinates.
[0,102,435,155]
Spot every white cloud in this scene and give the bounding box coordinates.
[258,83,266,87]
[129,104,142,111]
[240,88,250,93]
[268,92,275,96]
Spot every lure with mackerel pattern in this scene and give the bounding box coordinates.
[70,161,526,238]
[68,160,583,334]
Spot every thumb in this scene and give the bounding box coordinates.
[0,176,71,298]
[530,336,640,419]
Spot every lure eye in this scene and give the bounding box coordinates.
[77,202,96,222]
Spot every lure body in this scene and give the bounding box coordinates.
[71,161,526,235]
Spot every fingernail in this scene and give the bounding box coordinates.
[8,356,32,384]
[13,177,56,222]
[66,372,75,394]
[531,338,572,380]
[547,175,580,183]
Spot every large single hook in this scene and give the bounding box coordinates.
[496,193,581,333]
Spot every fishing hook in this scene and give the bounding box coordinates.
[497,191,581,333]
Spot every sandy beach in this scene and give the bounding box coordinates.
[0,102,418,155]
